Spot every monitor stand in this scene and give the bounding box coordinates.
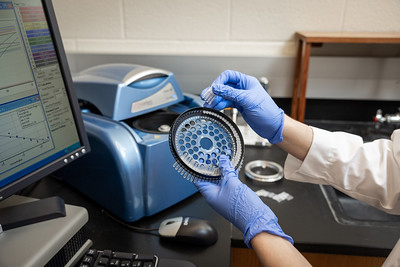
[0,196,66,231]
[0,195,91,267]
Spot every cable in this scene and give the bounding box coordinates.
[101,209,160,236]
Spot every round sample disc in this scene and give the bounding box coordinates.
[169,107,244,181]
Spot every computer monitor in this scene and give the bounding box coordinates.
[0,0,90,230]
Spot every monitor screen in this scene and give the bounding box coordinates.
[0,0,90,202]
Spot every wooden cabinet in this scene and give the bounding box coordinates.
[291,32,400,122]
[231,248,386,267]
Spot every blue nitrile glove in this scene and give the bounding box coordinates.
[195,155,293,248]
[201,70,284,144]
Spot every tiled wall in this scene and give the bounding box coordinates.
[54,0,400,100]
[53,0,400,57]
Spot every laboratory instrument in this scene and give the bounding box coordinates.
[55,63,203,222]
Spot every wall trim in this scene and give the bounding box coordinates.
[62,39,297,57]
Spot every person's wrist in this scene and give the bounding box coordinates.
[243,207,293,248]
[229,182,249,233]
[257,108,284,144]
[268,109,284,144]
[250,231,291,248]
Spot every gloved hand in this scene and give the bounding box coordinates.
[201,70,284,144]
[195,155,293,247]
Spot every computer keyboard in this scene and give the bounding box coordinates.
[78,248,158,267]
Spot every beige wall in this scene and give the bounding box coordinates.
[53,0,400,57]
[55,0,400,100]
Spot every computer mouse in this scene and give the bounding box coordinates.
[158,216,218,246]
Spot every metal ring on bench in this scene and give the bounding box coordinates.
[245,160,283,182]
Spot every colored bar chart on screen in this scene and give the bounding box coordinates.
[19,6,57,68]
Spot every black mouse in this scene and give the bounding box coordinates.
[158,216,218,246]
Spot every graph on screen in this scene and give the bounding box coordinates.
[0,98,54,175]
[0,20,35,102]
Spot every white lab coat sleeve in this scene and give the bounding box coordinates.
[284,127,400,215]
[383,238,400,267]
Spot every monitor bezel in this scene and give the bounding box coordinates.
[0,0,90,201]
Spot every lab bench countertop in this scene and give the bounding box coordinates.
[22,144,399,266]
[233,144,400,257]
[22,176,232,267]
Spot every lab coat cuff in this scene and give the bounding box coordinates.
[284,127,331,184]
